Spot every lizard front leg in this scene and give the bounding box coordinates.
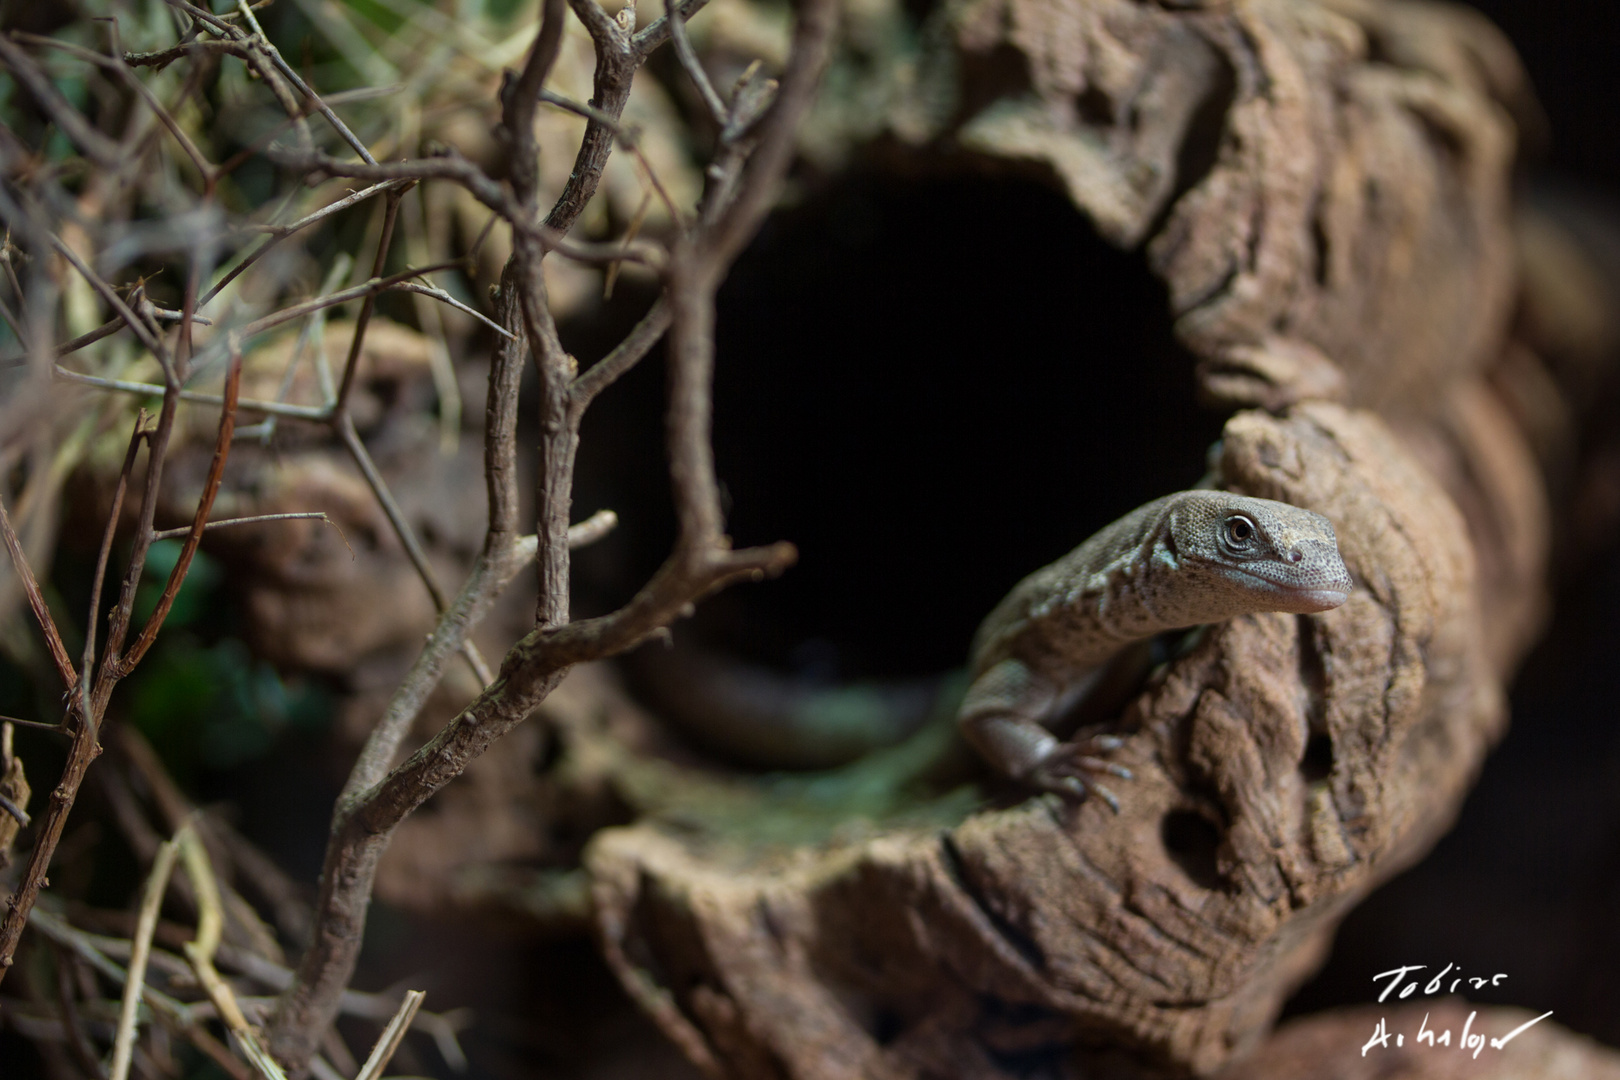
[957,657,1133,807]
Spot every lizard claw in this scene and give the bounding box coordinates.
[1030,735,1134,809]
[1073,757,1133,780]
[1025,733,1133,810]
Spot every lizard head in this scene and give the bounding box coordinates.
[1169,492,1354,615]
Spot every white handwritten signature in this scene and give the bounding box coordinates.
[1361,1009,1555,1058]
[1361,964,1551,1059]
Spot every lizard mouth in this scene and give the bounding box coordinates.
[1222,567,1352,613]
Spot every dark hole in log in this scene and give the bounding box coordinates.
[871,1006,906,1046]
[1161,808,1222,889]
[569,171,1222,685]
[1300,732,1335,783]
[1075,84,1116,127]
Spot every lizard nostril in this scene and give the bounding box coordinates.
[1288,549,1304,564]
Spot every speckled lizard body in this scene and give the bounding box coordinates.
[959,490,1354,804]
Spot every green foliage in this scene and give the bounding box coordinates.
[126,543,330,784]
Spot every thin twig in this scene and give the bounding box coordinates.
[28,909,256,1080]
[15,32,217,182]
[177,826,290,1080]
[353,989,425,1080]
[0,493,77,693]
[50,943,108,1080]
[0,792,28,827]
[391,281,515,339]
[0,714,67,736]
[262,0,832,1065]
[202,179,413,307]
[665,0,729,126]
[151,512,334,542]
[109,833,183,1080]
[570,297,672,409]
[83,418,150,695]
[335,415,493,685]
[115,349,243,676]
[41,229,171,372]
[52,367,330,421]
[334,189,407,415]
[0,35,122,166]
[536,89,684,228]
[564,509,619,551]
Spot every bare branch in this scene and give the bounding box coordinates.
[263,270,534,1065]
[537,89,685,226]
[40,228,170,373]
[392,281,517,339]
[0,714,67,736]
[202,179,414,308]
[570,297,672,409]
[0,791,28,828]
[542,229,668,273]
[630,0,715,55]
[15,32,216,182]
[151,512,335,541]
[109,833,183,1080]
[353,990,424,1080]
[0,493,76,694]
[28,909,256,1080]
[666,0,730,126]
[241,259,463,351]
[0,34,122,167]
[334,189,407,414]
[115,349,242,676]
[177,826,291,1080]
[564,508,619,551]
[542,0,641,234]
[123,38,243,70]
[263,0,831,1066]
[83,418,150,693]
[53,367,329,420]
[269,148,526,229]
[335,415,494,685]
[49,944,106,1080]
[242,12,378,165]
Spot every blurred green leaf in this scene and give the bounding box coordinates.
[134,539,222,629]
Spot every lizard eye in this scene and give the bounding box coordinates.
[1221,514,1257,551]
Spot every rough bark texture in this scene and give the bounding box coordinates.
[576,0,1556,1077]
[932,0,1528,418]
[587,401,1507,1078]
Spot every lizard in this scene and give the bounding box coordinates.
[957,490,1353,806]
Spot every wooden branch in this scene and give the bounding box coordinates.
[0,34,122,167]
[267,149,527,231]
[115,350,242,676]
[0,494,76,694]
[666,0,729,126]
[109,832,183,1080]
[203,179,413,307]
[263,265,535,1067]
[150,512,334,542]
[15,32,217,183]
[333,189,406,415]
[82,418,150,692]
[263,0,828,1065]
[542,0,641,234]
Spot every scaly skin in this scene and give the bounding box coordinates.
[959,491,1353,804]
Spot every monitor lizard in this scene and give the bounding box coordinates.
[958,490,1353,805]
